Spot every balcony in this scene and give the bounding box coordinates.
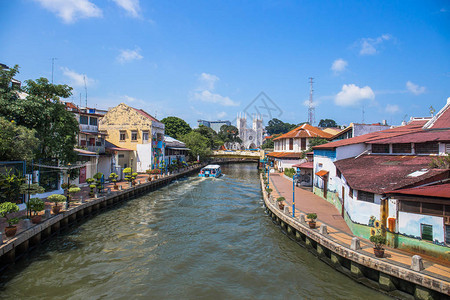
[79,124,99,133]
[87,145,105,154]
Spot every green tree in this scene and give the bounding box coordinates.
[0,117,39,161]
[194,125,223,149]
[318,119,338,127]
[265,118,298,135]
[307,137,329,152]
[161,116,192,139]
[180,131,212,161]
[218,125,242,143]
[0,69,79,164]
[261,133,282,150]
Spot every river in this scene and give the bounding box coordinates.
[0,163,389,299]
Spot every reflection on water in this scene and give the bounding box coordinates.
[0,164,388,299]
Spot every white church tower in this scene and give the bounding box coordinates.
[236,113,264,149]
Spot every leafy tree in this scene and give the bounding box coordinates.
[180,131,212,161]
[265,118,298,135]
[218,125,242,143]
[318,119,338,127]
[194,125,223,149]
[0,117,39,161]
[0,67,79,164]
[0,169,25,203]
[161,116,192,138]
[261,133,282,150]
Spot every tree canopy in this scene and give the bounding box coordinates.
[0,65,79,163]
[261,133,282,150]
[161,116,192,139]
[218,125,242,144]
[318,119,338,128]
[179,131,212,161]
[0,117,39,161]
[193,125,223,149]
[265,118,299,135]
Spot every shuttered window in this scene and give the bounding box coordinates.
[415,142,439,154]
[421,224,433,241]
[422,203,443,216]
[372,144,389,153]
[392,143,412,153]
[358,190,374,203]
[445,225,450,244]
[400,201,421,213]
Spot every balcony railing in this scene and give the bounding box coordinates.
[79,124,98,132]
[87,145,105,154]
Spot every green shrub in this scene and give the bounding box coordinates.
[47,194,66,205]
[277,197,285,202]
[307,213,317,221]
[0,202,20,225]
[370,234,386,250]
[68,187,81,194]
[284,168,296,178]
[265,188,273,195]
[27,198,45,215]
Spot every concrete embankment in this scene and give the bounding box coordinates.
[260,174,449,299]
[0,164,207,270]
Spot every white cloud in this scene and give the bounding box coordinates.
[34,0,102,23]
[302,99,319,108]
[217,111,227,119]
[359,34,392,55]
[406,81,426,95]
[385,104,400,114]
[192,73,239,107]
[61,67,95,87]
[123,95,145,105]
[335,84,375,106]
[117,48,143,64]
[199,73,219,90]
[193,90,239,107]
[112,0,141,18]
[331,58,348,74]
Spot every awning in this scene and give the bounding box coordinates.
[315,170,329,177]
[166,147,190,151]
[74,148,98,157]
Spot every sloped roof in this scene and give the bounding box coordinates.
[292,161,313,169]
[132,107,160,122]
[105,140,132,151]
[314,120,427,150]
[387,183,450,199]
[423,100,450,129]
[274,124,333,141]
[266,152,304,158]
[366,130,450,144]
[334,155,449,194]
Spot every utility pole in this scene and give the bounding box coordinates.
[362,105,365,124]
[84,75,88,108]
[308,77,315,125]
[51,58,57,83]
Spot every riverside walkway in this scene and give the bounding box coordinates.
[267,172,450,285]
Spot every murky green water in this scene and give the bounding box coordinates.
[0,164,389,299]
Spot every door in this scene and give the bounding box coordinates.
[301,138,306,150]
[341,186,345,217]
[79,166,86,183]
[323,176,328,199]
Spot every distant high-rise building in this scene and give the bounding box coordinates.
[197,119,231,133]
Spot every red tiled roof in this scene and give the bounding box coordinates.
[292,161,313,169]
[314,121,427,150]
[132,107,160,122]
[387,183,450,199]
[334,154,449,194]
[366,130,450,144]
[266,152,304,158]
[274,124,333,141]
[426,103,450,129]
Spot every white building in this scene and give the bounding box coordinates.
[237,113,264,149]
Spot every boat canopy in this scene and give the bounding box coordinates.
[203,165,220,169]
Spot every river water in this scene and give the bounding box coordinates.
[0,164,388,299]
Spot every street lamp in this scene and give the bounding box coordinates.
[292,173,301,218]
[267,165,270,188]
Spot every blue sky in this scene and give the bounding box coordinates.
[1,0,449,128]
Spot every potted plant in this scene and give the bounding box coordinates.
[0,202,20,237]
[20,183,45,218]
[370,234,386,258]
[276,197,285,210]
[68,187,81,203]
[27,197,45,224]
[132,172,138,185]
[307,213,317,229]
[265,187,272,197]
[47,194,67,214]
[93,172,104,193]
[86,178,96,197]
[145,169,152,182]
[123,168,133,186]
[109,173,119,189]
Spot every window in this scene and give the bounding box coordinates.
[80,115,88,124]
[446,225,450,244]
[349,187,353,198]
[358,190,374,203]
[89,138,95,146]
[392,143,411,153]
[421,203,443,216]
[372,144,389,153]
[421,224,433,241]
[120,131,126,141]
[118,154,124,158]
[415,142,439,154]
[289,139,293,150]
[301,138,306,150]
[142,131,149,142]
[399,201,421,213]
[89,117,98,126]
[80,140,86,146]
[131,131,138,141]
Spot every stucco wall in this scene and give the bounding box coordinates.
[398,212,445,244]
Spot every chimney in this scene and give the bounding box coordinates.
[382,120,387,126]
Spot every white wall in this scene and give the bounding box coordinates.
[136,143,152,173]
[336,143,369,160]
[398,212,445,243]
[97,155,112,178]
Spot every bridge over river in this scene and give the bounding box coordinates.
[0,163,387,299]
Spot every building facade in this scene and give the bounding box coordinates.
[237,114,264,149]
[197,119,231,133]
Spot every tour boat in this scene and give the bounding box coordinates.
[198,165,222,178]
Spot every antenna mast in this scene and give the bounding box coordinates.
[362,105,365,123]
[308,77,315,125]
[51,58,57,83]
[84,75,88,108]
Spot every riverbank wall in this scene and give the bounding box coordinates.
[260,174,449,299]
[0,164,208,270]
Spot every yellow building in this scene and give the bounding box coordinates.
[99,103,165,173]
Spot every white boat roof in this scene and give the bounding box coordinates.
[204,165,221,169]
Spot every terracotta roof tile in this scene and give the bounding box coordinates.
[274,124,333,141]
[132,107,160,122]
[387,183,450,198]
[266,152,304,158]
